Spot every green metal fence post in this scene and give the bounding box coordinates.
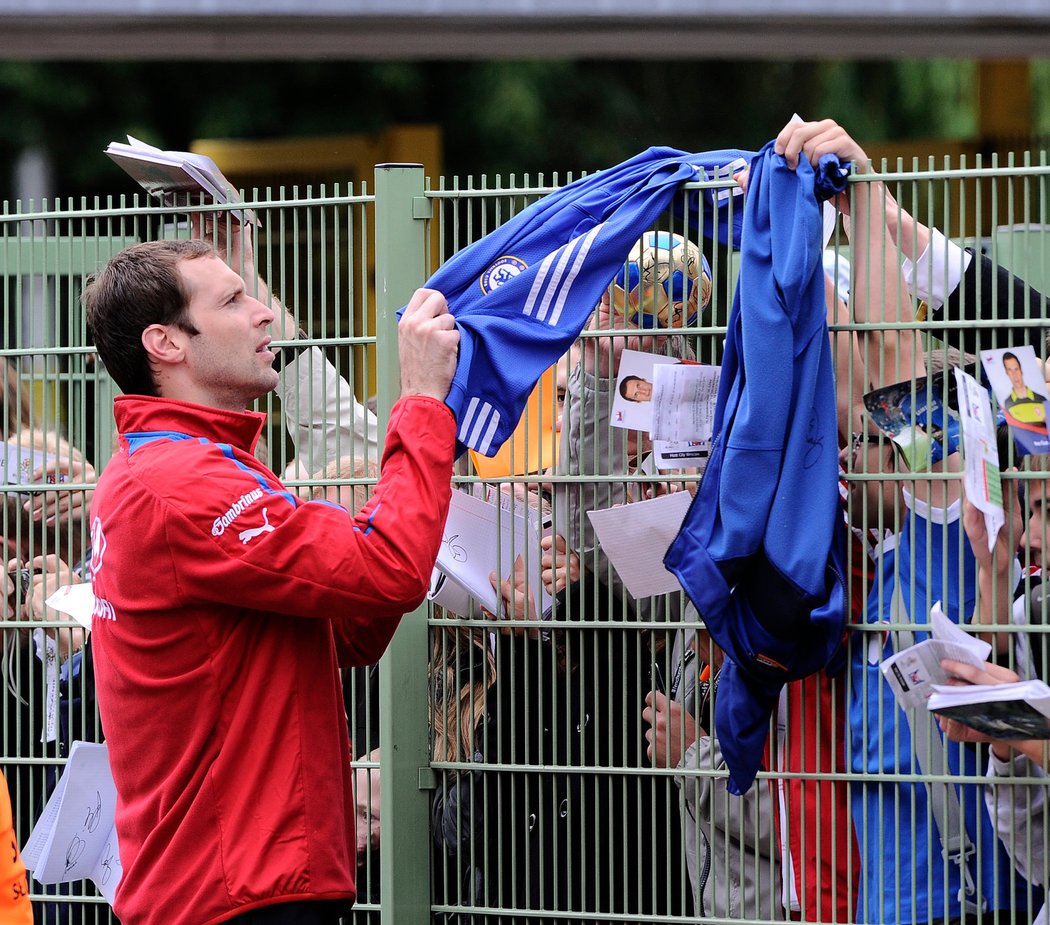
[373,163,432,925]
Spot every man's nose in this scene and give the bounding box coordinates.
[1022,524,1043,565]
[255,297,275,326]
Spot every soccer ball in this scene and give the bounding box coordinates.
[610,231,712,328]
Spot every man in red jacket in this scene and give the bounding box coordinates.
[82,229,458,925]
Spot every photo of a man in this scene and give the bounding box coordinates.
[619,375,653,403]
[980,344,1050,456]
[1001,351,1048,427]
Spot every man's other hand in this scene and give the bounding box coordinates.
[643,690,697,769]
[399,288,459,402]
[774,117,869,175]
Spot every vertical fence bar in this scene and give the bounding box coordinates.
[373,163,431,925]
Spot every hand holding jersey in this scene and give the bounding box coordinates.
[399,288,460,403]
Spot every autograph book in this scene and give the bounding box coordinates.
[927,679,1050,740]
[105,135,254,224]
[21,740,122,904]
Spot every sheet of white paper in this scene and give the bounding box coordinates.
[712,156,749,206]
[31,628,59,744]
[45,583,96,630]
[23,741,121,902]
[586,492,692,598]
[650,364,720,442]
[821,200,838,250]
[436,491,551,617]
[788,114,840,249]
[931,602,992,659]
[126,134,163,153]
[954,367,1005,551]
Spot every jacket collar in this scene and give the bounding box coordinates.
[113,395,266,455]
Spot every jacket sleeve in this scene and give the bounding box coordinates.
[152,395,454,666]
[678,733,779,859]
[432,768,484,852]
[277,345,381,471]
[927,248,1050,356]
[984,751,1048,888]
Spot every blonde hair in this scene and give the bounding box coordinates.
[1,357,32,439]
[430,617,496,764]
[309,455,377,512]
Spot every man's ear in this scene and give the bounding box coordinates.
[141,323,187,367]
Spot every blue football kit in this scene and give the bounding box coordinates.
[406,146,754,458]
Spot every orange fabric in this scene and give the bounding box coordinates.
[1,772,33,924]
[469,365,559,476]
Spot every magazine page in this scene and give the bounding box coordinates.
[863,372,961,471]
[880,602,991,709]
[980,344,1050,456]
[927,679,1050,739]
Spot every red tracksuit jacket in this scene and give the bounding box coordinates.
[90,394,454,925]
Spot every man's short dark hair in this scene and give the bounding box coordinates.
[83,240,212,396]
[1003,351,1020,367]
[619,375,644,401]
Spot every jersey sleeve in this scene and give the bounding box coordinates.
[152,396,454,666]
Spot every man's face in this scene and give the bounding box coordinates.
[555,347,579,433]
[1004,357,1026,391]
[177,256,278,410]
[1023,478,1050,570]
[624,378,653,402]
[840,433,899,533]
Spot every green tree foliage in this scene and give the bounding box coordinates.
[0,58,1043,202]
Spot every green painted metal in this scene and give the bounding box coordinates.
[373,163,432,925]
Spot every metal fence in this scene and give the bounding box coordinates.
[2,153,1050,925]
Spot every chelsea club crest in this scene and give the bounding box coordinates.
[479,255,528,295]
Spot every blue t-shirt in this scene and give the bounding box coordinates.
[849,489,1028,923]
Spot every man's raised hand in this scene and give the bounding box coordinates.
[399,288,459,403]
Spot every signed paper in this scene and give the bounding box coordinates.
[587,492,692,598]
[22,741,122,904]
[436,490,551,617]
